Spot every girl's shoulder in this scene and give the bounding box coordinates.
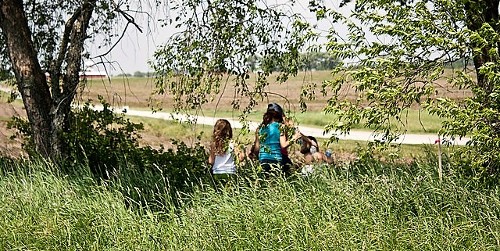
[271,122,282,130]
[269,121,280,127]
[259,121,279,133]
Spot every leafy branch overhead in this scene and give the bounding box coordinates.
[0,0,157,161]
[151,0,315,114]
[319,0,500,176]
[152,0,500,177]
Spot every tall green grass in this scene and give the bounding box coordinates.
[0,157,498,250]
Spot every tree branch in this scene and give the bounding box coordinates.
[50,7,83,99]
[59,0,96,114]
[92,0,143,59]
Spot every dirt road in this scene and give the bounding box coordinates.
[118,106,469,146]
[0,83,470,147]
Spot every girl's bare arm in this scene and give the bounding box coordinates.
[208,146,215,165]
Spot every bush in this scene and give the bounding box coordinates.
[8,98,211,208]
[63,99,145,178]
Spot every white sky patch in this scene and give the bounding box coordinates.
[89,0,358,75]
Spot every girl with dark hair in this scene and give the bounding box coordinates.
[299,135,334,165]
[252,108,301,174]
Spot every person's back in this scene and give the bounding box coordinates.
[258,121,282,163]
[209,119,237,175]
[252,104,301,174]
[212,141,236,174]
[255,109,283,173]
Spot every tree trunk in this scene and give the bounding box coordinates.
[465,0,500,93]
[0,0,95,162]
[0,0,55,159]
[49,1,96,161]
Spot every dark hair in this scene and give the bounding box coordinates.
[300,135,319,154]
[261,110,282,126]
[308,136,319,150]
[267,103,284,118]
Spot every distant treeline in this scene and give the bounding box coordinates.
[115,71,155,78]
[247,52,341,72]
[116,56,473,78]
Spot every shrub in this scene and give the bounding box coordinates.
[8,98,212,208]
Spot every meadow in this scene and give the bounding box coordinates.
[0,155,499,250]
[1,71,497,250]
[82,71,462,161]
[1,71,450,159]
[78,70,468,134]
[0,69,474,163]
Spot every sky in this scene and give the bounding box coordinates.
[88,2,175,75]
[89,0,352,75]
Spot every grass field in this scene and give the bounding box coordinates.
[0,157,498,250]
[1,69,497,250]
[0,70,460,159]
[80,70,471,112]
[208,109,443,134]
[78,70,460,134]
[0,89,440,161]
[1,69,469,134]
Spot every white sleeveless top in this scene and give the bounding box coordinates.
[212,142,236,174]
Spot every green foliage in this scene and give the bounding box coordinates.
[0,0,164,162]
[316,0,500,178]
[1,156,499,249]
[65,100,211,206]
[243,52,340,72]
[0,69,12,81]
[151,0,315,115]
[8,98,211,205]
[113,138,211,209]
[63,98,145,177]
[133,71,146,77]
[0,1,137,73]
[299,51,341,71]
[116,73,132,77]
[65,100,210,207]
[7,117,36,156]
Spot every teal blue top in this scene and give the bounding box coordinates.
[258,122,282,162]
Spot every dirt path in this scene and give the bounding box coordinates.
[0,83,470,158]
[119,106,469,146]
